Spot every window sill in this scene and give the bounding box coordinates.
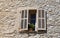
[19,30,47,34]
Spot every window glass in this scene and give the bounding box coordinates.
[42,10,44,18]
[21,10,24,18]
[21,20,24,29]
[42,19,44,28]
[24,19,27,28]
[25,10,27,18]
[38,10,41,18]
[38,19,41,28]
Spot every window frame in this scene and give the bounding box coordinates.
[20,9,47,31]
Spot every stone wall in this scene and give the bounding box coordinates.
[0,0,60,38]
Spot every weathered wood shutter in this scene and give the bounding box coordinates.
[21,10,28,30]
[37,10,46,30]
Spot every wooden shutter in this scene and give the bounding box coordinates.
[37,10,46,30]
[20,10,28,30]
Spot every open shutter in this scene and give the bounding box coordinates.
[37,10,46,30]
[21,10,28,30]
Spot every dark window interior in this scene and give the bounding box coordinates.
[28,10,37,31]
[29,10,36,25]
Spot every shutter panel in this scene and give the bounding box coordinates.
[21,10,28,30]
[37,10,46,30]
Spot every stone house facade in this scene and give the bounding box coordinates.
[0,0,60,38]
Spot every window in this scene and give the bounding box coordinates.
[20,9,47,32]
